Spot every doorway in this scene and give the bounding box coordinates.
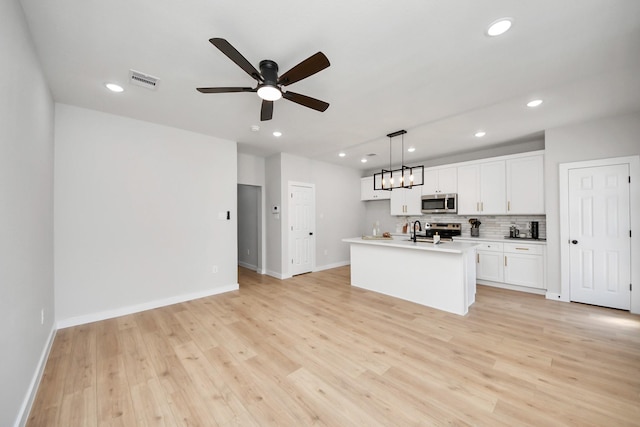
[237,184,262,273]
[288,182,315,276]
[560,157,634,310]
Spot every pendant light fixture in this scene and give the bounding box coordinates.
[373,130,424,191]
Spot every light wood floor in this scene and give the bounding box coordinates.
[28,266,640,426]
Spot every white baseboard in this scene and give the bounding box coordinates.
[15,325,56,427]
[238,261,257,271]
[314,260,350,272]
[476,280,546,295]
[545,292,569,302]
[265,270,287,280]
[56,283,239,329]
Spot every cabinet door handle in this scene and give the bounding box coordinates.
[477,253,480,263]
[481,202,484,212]
[504,256,507,267]
[508,201,510,211]
[515,247,529,251]
[476,202,479,211]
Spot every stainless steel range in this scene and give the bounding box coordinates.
[419,222,462,242]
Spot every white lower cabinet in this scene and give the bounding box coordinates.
[476,242,504,282]
[460,238,546,291]
[503,243,545,289]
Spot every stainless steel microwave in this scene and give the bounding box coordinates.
[421,193,457,214]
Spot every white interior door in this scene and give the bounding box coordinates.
[289,183,314,276]
[568,164,631,309]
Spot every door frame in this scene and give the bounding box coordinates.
[287,181,316,278]
[559,155,640,313]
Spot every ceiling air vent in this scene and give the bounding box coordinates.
[129,70,159,90]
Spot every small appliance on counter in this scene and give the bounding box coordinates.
[530,221,539,239]
[509,225,520,238]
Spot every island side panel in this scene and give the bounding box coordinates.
[349,243,470,315]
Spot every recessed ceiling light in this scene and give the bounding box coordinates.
[105,83,124,93]
[527,99,543,108]
[273,131,282,137]
[361,158,368,163]
[487,18,513,36]
[407,146,416,153]
[338,152,346,157]
[475,131,486,138]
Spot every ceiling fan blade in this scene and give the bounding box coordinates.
[209,38,262,82]
[282,91,329,112]
[261,100,274,121]
[278,52,330,86]
[197,87,256,93]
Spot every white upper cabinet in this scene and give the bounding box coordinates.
[390,187,422,216]
[506,154,545,214]
[361,176,391,201]
[457,161,506,215]
[422,167,457,195]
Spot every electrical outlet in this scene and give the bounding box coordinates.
[40,309,44,325]
[324,249,328,256]
[247,249,250,255]
[212,265,219,273]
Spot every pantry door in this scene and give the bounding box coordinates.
[289,182,315,276]
[567,163,631,309]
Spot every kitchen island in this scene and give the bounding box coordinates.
[342,237,479,315]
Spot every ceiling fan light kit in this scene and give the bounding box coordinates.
[374,130,424,191]
[197,38,330,121]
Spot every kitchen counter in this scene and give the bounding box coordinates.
[454,236,547,245]
[342,237,481,253]
[342,237,479,315]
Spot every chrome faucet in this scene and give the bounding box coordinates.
[412,220,422,243]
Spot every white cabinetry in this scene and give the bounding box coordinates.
[390,187,422,215]
[361,176,391,201]
[476,242,504,282]
[458,238,546,292]
[506,154,545,214]
[423,167,457,194]
[457,161,505,215]
[503,243,545,289]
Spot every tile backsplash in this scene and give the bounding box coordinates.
[363,201,546,239]
[400,214,547,239]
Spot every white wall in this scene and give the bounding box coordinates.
[238,152,266,187]
[265,154,283,277]
[545,111,640,310]
[54,104,238,325]
[0,1,55,426]
[269,153,365,278]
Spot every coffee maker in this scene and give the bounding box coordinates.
[530,221,539,239]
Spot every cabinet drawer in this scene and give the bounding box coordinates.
[477,242,503,252]
[503,243,544,255]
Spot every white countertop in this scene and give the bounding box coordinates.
[342,237,480,254]
[454,236,547,245]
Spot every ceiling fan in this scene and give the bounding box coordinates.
[197,38,331,121]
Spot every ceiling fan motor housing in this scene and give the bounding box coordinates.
[259,60,279,86]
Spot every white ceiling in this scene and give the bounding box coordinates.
[19,0,640,170]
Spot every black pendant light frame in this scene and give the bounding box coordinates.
[373,130,424,191]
